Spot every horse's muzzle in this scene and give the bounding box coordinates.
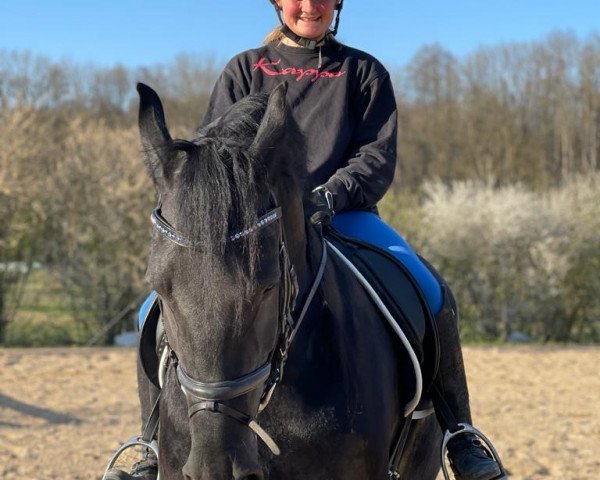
[182,456,264,480]
[232,468,264,480]
[182,420,264,480]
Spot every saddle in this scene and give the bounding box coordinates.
[324,227,440,415]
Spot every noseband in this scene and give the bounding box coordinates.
[150,202,327,456]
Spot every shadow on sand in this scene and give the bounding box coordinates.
[0,393,82,425]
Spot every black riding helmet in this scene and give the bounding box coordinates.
[268,0,344,49]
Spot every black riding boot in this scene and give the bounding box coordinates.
[434,288,502,480]
[419,252,503,480]
[104,447,158,480]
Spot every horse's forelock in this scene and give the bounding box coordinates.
[164,92,307,322]
[173,95,271,253]
[164,95,270,318]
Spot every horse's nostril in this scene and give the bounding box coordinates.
[234,469,264,480]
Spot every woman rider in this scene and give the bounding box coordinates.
[107,1,503,479]
[200,2,503,478]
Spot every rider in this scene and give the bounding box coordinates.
[107,1,503,479]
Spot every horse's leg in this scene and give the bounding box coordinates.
[156,363,191,479]
[397,415,442,479]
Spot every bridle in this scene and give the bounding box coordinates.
[149,200,327,456]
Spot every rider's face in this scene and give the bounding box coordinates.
[275,0,339,42]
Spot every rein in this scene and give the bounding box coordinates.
[150,202,327,456]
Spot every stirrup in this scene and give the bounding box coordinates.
[440,423,507,480]
[102,436,160,480]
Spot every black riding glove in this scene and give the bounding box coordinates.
[307,186,335,225]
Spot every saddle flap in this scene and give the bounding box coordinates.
[325,229,427,352]
[325,228,440,395]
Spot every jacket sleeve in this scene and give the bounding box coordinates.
[200,63,249,127]
[323,72,397,212]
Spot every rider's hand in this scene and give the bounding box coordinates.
[307,186,335,225]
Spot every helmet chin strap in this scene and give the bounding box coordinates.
[281,24,329,49]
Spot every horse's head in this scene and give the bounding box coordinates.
[137,82,307,479]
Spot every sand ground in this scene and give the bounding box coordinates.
[0,346,598,479]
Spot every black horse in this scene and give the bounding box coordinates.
[136,82,441,479]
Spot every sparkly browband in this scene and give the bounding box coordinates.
[230,208,282,241]
[151,208,193,247]
[150,207,282,248]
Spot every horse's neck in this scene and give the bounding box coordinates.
[293,222,391,366]
[310,240,396,366]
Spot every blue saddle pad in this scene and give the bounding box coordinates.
[138,291,162,388]
[331,211,443,315]
[139,291,158,331]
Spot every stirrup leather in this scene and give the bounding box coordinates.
[440,423,507,480]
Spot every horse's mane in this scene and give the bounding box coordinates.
[166,93,306,317]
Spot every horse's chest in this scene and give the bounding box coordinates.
[263,397,380,479]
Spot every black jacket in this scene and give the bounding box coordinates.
[201,39,397,212]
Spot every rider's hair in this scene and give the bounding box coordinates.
[263,26,286,45]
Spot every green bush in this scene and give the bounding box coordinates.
[381,174,600,342]
[4,317,84,347]
[3,269,99,347]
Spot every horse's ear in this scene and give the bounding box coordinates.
[251,82,288,155]
[137,82,173,186]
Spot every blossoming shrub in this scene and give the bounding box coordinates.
[380,175,600,342]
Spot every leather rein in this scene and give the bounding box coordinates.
[149,203,327,455]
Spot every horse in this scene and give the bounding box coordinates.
[136,81,442,479]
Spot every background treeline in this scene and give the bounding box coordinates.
[394,32,600,191]
[381,175,599,343]
[0,31,598,345]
